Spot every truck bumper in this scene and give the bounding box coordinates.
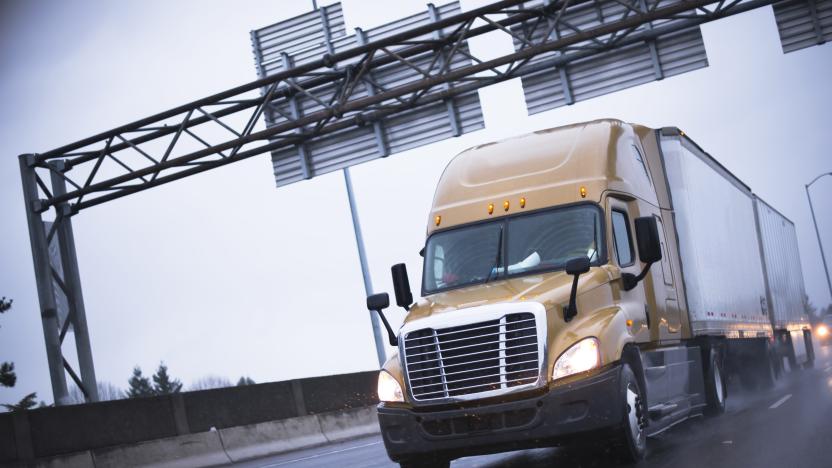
[377,364,623,462]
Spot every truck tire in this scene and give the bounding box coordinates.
[785,333,798,371]
[704,348,726,415]
[613,363,647,462]
[399,458,450,468]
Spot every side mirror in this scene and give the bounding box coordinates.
[366,293,390,311]
[565,256,591,276]
[563,256,591,322]
[634,216,662,263]
[391,263,414,310]
[365,293,398,346]
[622,216,663,291]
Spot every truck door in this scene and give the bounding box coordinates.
[653,216,682,341]
[607,198,681,343]
[607,198,650,343]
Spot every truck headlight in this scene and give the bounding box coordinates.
[377,370,404,402]
[553,337,600,380]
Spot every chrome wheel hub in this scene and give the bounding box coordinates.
[626,384,645,440]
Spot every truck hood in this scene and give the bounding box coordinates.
[403,267,613,325]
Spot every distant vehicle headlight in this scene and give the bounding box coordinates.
[377,370,404,402]
[553,337,600,380]
[817,324,829,338]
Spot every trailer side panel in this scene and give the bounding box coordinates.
[753,196,809,331]
[658,133,770,337]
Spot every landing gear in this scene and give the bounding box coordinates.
[613,363,647,462]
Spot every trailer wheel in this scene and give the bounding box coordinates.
[785,333,798,371]
[613,363,647,462]
[704,348,726,415]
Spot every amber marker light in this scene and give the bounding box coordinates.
[434,215,441,227]
[626,319,633,327]
[520,197,526,208]
[488,203,494,215]
[503,200,510,212]
[580,186,587,198]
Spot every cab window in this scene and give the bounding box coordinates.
[611,210,634,267]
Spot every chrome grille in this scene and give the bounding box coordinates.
[404,313,539,400]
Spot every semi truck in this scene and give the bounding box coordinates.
[365,119,813,467]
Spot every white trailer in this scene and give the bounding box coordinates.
[656,128,814,383]
[754,196,813,367]
[658,133,771,338]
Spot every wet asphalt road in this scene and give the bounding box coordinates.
[236,345,832,468]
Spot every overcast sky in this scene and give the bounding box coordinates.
[0,0,830,406]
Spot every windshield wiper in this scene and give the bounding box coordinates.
[485,225,503,284]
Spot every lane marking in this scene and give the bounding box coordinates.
[769,394,792,409]
[258,441,382,467]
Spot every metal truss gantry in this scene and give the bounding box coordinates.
[20,0,780,404]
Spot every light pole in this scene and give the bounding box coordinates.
[806,172,832,303]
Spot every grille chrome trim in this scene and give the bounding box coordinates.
[403,318,536,341]
[405,335,537,359]
[408,358,539,381]
[399,302,547,404]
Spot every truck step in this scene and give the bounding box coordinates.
[648,402,678,418]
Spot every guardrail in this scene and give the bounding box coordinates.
[0,370,378,465]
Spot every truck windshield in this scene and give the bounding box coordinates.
[423,205,604,294]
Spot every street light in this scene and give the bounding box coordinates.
[806,172,832,303]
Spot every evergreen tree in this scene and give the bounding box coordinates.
[236,376,256,386]
[1,297,16,389]
[0,297,11,314]
[0,362,15,388]
[127,366,155,398]
[2,392,37,412]
[152,362,182,395]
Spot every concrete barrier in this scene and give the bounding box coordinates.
[318,406,379,443]
[92,432,231,468]
[6,405,381,468]
[33,451,95,468]
[219,414,327,463]
[0,370,379,466]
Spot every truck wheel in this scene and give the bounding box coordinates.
[613,363,647,462]
[785,333,798,371]
[704,348,726,415]
[399,457,450,468]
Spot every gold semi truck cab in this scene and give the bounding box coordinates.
[365,119,811,468]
